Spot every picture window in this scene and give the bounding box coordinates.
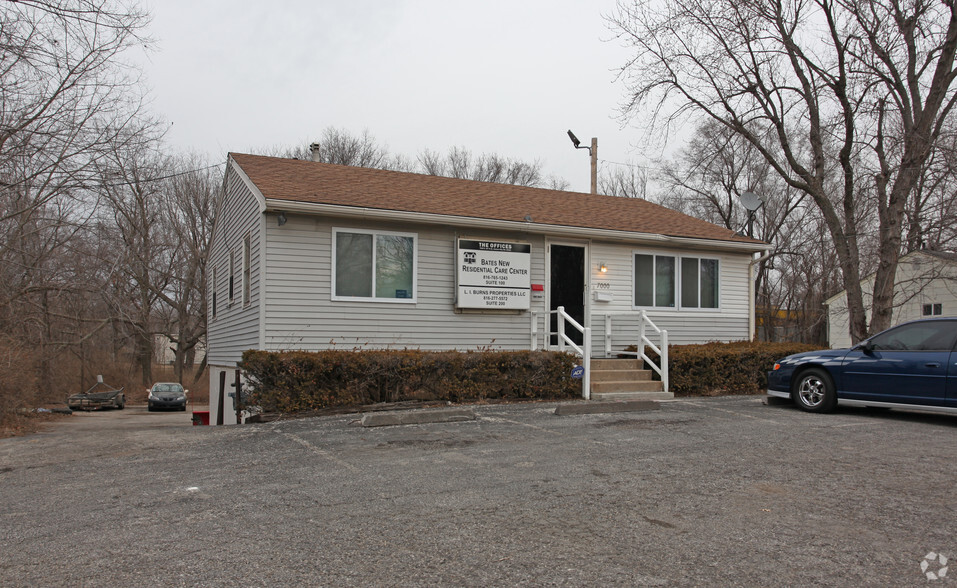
[333,229,417,302]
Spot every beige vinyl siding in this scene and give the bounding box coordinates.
[263,215,548,351]
[261,218,753,353]
[587,242,751,354]
[207,168,262,365]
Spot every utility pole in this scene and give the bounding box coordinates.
[567,130,598,194]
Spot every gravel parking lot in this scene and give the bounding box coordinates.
[1,397,955,586]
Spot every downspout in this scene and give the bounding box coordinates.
[749,250,773,341]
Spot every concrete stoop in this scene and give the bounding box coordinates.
[589,358,673,401]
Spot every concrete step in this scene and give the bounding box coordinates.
[591,358,641,370]
[590,380,664,394]
[591,390,674,401]
[591,369,653,383]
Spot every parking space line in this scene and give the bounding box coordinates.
[283,432,358,472]
[482,416,562,435]
[678,400,782,424]
[481,416,619,448]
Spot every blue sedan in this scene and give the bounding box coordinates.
[768,317,957,414]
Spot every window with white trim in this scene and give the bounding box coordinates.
[922,303,942,316]
[680,257,719,309]
[635,253,719,309]
[211,266,217,318]
[228,250,235,303]
[634,253,675,307]
[333,228,417,301]
[242,234,251,306]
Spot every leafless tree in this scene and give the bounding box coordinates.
[159,155,220,384]
[599,163,648,199]
[417,146,546,186]
[610,0,957,342]
[97,140,171,388]
[0,0,153,409]
[0,0,151,224]
[95,141,220,388]
[905,122,957,252]
[306,128,400,169]
[653,119,834,341]
[281,127,562,187]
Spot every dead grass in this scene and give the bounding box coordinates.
[0,411,71,439]
[0,348,209,437]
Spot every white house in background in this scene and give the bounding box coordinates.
[825,250,957,348]
[152,334,207,365]
[206,152,768,423]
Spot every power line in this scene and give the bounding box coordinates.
[1,161,227,191]
[600,159,659,172]
[98,161,226,189]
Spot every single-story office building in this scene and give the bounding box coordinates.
[207,152,768,422]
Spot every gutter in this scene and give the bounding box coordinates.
[263,198,768,253]
[749,249,774,341]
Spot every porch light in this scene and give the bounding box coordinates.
[599,263,608,273]
[278,211,287,226]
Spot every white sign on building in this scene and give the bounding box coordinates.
[456,239,531,309]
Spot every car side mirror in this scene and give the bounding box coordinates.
[184,389,189,395]
[860,340,874,353]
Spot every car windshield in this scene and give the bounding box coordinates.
[153,384,184,393]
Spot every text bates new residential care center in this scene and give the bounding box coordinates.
[457,239,531,309]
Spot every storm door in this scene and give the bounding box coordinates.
[549,244,586,346]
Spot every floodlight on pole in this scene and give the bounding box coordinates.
[567,129,597,194]
[567,130,582,149]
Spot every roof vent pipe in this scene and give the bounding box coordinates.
[309,142,321,162]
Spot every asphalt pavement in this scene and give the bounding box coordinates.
[1,398,955,586]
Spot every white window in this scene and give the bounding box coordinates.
[228,250,235,303]
[332,228,417,302]
[242,234,251,306]
[211,266,217,319]
[922,303,943,316]
[634,253,719,309]
[634,253,675,307]
[680,257,719,309]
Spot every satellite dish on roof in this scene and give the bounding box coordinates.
[739,191,764,212]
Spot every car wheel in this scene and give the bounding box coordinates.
[147,405,154,412]
[793,367,837,413]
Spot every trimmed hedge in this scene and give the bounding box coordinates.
[657,341,820,396]
[239,349,582,412]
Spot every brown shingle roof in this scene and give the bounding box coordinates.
[230,153,765,246]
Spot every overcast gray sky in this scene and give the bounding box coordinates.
[139,0,659,193]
